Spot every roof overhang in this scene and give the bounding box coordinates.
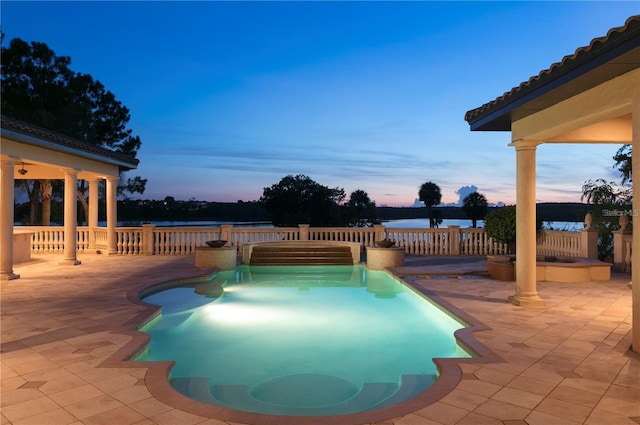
[1,115,139,180]
[465,16,640,132]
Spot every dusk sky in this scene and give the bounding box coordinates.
[2,1,638,207]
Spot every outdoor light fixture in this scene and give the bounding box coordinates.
[18,162,28,175]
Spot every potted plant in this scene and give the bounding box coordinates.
[484,206,515,280]
[484,206,543,280]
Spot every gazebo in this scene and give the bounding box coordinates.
[0,115,139,280]
[465,17,639,352]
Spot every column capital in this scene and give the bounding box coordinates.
[106,175,119,182]
[61,168,79,177]
[1,157,17,165]
[508,139,542,150]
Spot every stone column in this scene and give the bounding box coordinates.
[106,176,119,255]
[1,159,19,280]
[509,140,544,306]
[631,96,639,353]
[60,169,81,265]
[87,178,99,250]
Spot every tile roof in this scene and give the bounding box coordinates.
[1,115,139,169]
[465,15,640,131]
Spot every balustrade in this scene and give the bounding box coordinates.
[537,230,581,257]
[15,224,631,270]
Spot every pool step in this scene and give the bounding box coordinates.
[174,373,436,415]
[209,381,398,415]
[370,374,436,410]
[172,377,218,404]
[250,246,353,266]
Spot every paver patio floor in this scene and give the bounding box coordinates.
[1,254,638,425]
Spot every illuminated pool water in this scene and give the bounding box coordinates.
[137,265,471,416]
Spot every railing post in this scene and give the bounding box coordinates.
[374,224,385,243]
[613,213,631,271]
[448,226,460,255]
[142,224,155,255]
[581,229,599,259]
[299,224,309,241]
[613,230,624,271]
[220,225,233,244]
[87,178,99,251]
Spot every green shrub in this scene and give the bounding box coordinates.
[484,206,517,253]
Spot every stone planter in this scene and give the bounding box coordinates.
[195,246,237,270]
[486,255,515,281]
[13,230,34,264]
[366,247,405,271]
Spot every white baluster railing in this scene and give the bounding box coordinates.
[18,224,627,262]
[537,230,581,257]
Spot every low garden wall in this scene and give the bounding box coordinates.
[487,255,612,282]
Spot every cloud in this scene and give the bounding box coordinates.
[455,185,478,205]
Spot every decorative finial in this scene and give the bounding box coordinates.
[584,212,593,229]
[619,212,629,231]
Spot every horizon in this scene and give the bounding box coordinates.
[2,1,637,207]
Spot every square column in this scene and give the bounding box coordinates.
[106,176,119,255]
[87,179,99,250]
[60,169,81,266]
[509,140,544,306]
[1,159,19,280]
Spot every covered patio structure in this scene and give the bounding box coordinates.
[465,16,639,352]
[0,115,139,280]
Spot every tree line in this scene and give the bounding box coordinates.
[2,36,146,226]
[13,189,597,227]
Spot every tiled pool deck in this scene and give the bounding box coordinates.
[1,254,638,425]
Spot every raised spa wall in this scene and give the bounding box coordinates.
[242,241,362,265]
[487,255,611,283]
[195,246,237,270]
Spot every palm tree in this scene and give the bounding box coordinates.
[462,192,488,228]
[581,179,630,205]
[346,189,377,227]
[418,182,442,228]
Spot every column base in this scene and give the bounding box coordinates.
[508,293,545,306]
[1,272,20,281]
[106,250,119,256]
[59,259,82,266]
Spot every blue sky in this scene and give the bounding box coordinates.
[2,1,638,206]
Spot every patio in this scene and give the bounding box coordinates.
[1,254,637,425]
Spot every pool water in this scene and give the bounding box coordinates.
[137,265,471,416]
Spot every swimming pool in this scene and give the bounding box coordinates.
[137,265,472,416]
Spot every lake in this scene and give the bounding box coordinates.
[113,218,584,231]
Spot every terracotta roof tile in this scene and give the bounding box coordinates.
[1,115,139,168]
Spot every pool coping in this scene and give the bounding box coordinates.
[99,265,504,425]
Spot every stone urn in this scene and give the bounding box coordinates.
[375,240,396,248]
[205,240,227,248]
